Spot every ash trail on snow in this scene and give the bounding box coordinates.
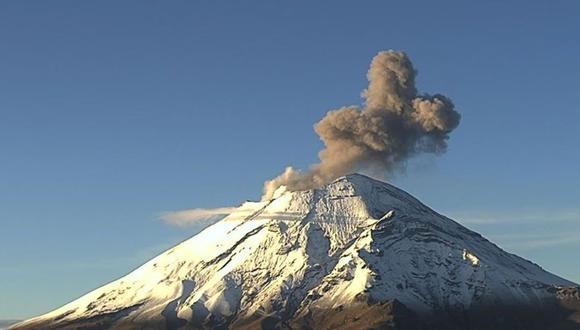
[263,50,461,200]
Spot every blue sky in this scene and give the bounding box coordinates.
[1,1,579,320]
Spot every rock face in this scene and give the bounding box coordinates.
[11,174,580,329]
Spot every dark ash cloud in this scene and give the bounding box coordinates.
[263,50,460,199]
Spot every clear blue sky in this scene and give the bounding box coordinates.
[1,1,579,320]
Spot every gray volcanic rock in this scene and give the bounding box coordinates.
[11,174,580,329]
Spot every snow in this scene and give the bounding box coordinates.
[379,209,395,221]
[11,173,579,329]
[463,249,480,266]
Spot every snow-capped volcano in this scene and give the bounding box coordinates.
[11,174,580,329]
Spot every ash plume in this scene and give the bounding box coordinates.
[263,50,460,200]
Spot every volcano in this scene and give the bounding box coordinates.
[11,174,580,329]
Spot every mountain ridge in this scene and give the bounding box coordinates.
[11,174,580,329]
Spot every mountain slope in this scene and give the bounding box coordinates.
[11,174,580,329]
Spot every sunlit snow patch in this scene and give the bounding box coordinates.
[379,210,395,221]
[463,249,480,266]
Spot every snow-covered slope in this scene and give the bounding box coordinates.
[11,174,580,329]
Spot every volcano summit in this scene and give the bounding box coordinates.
[11,174,580,329]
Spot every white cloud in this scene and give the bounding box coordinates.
[492,231,580,251]
[446,208,580,225]
[443,208,580,251]
[160,207,238,227]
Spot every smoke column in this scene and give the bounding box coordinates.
[263,50,461,200]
